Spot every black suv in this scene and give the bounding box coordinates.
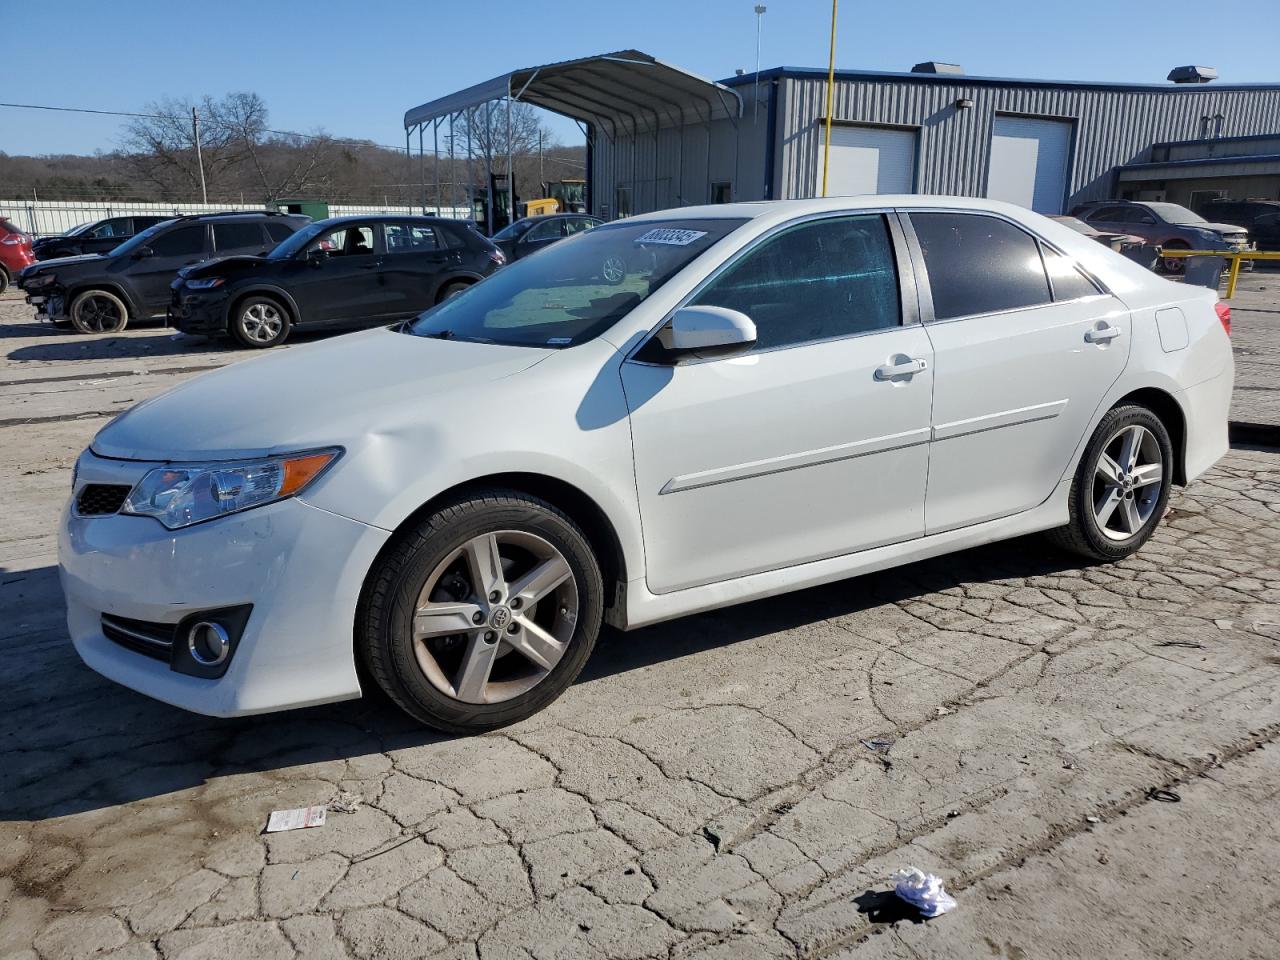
[492,214,603,262]
[1197,198,1280,251]
[169,216,505,348]
[18,211,309,334]
[32,215,169,261]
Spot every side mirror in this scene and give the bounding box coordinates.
[305,247,328,266]
[133,246,154,260]
[661,306,757,357]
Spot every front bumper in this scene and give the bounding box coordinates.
[168,288,230,335]
[59,450,390,717]
[25,291,67,322]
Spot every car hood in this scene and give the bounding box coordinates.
[1198,222,1249,236]
[21,252,103,275]
[91,326,553,461]
[180,255,269,280]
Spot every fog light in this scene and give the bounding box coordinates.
[187,621,231,666]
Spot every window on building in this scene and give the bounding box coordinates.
[212,222,266,252]
[690,214,901,351]
[711,181,732,204]
[1040,244,1101,301]
[911,213,1051,320]
[150,225,206,258]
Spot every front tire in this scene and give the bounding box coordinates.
[1048,404,1173,562]
[1160,241,1189,274]
[358,490,604,732]
[230,295,290,348]
[70,289,129,334]
[437,280,470,303]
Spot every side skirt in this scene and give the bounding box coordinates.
[619,477,1072,630]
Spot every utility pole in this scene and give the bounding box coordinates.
[821,0,838,197]
[754,5,767,124]
[191,107,208,204]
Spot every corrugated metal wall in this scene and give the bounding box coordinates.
[776,77,1280,207]
[590,112,770,218]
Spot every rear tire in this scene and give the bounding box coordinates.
[358,489,604,733]
[70,289,129,334]
[1047,404,1173,562]
[230,295,290,348]
[0,266,10,295]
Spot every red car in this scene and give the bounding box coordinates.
[0,217,36,294]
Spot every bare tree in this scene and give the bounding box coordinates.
[121,92,335,202]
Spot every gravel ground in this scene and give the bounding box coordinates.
[1,289,1279,960]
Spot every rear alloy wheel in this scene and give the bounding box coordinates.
[231,296,289,348]
[70,289,129,334]
[359,490,604,732]
[1048,404,1173,562]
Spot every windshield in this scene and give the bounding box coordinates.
[267,220,338,259]
[1144,202,1207,226]
[110,219,178,257]
[492,219,535,241]
[64,221,94,237]
[406,218,747,348]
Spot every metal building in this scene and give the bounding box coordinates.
[404,52,1280,221]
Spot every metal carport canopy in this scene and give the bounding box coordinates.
[402,50,742,138]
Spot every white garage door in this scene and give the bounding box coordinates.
[986,116,1072,214]
[821,125,917,197]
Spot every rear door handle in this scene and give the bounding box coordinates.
[1084,324,1123,343]
[875,357,928,381]
[361,258,384,270]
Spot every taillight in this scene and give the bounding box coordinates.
[1214,301,1231,336]
[1,234,24,245]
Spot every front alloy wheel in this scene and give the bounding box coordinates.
[359,490,604,732]
[412,531,578,704]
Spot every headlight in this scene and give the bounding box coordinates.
[24,273,55,289]
[185,277,226,289]
[122,448,340,529]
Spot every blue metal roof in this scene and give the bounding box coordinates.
[720,66,1280,95]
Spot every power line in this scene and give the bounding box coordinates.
[0,100,408,153]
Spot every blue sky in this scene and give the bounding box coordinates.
[4,0,1275,156]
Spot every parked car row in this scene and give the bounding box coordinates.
[15,210,607,347]
[1069,199,1253,274]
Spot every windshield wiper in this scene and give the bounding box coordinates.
[420,329,454,340]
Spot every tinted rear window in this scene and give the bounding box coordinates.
[912,213,1051,320]
[213,222,266,251]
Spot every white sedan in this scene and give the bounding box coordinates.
[59,196,1233,732]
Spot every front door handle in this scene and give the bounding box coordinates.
[1084,324,1123,343]
[361,258,385,270]
[875,357,929,381]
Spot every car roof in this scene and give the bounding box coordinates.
[622,195,1078,227]
[308,214,468,228]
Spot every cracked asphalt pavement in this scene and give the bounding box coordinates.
[2,293,1279,959]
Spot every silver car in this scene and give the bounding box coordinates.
[1070,200,1250,274]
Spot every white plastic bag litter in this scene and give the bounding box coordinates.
[893,867,957,917]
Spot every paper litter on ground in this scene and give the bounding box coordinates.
[266,805,327,833]
[328,790,363,814]
[892,867,957,917]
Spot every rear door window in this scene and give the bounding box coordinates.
[265,221,295,244]
[213,221,267,252]
[150,225,206,258]
[691,214,901,351]
[385,223,442,252]
[910,212,1051,320]
[1085,206,1129,224]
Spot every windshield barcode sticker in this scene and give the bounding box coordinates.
[634,228,707,246]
